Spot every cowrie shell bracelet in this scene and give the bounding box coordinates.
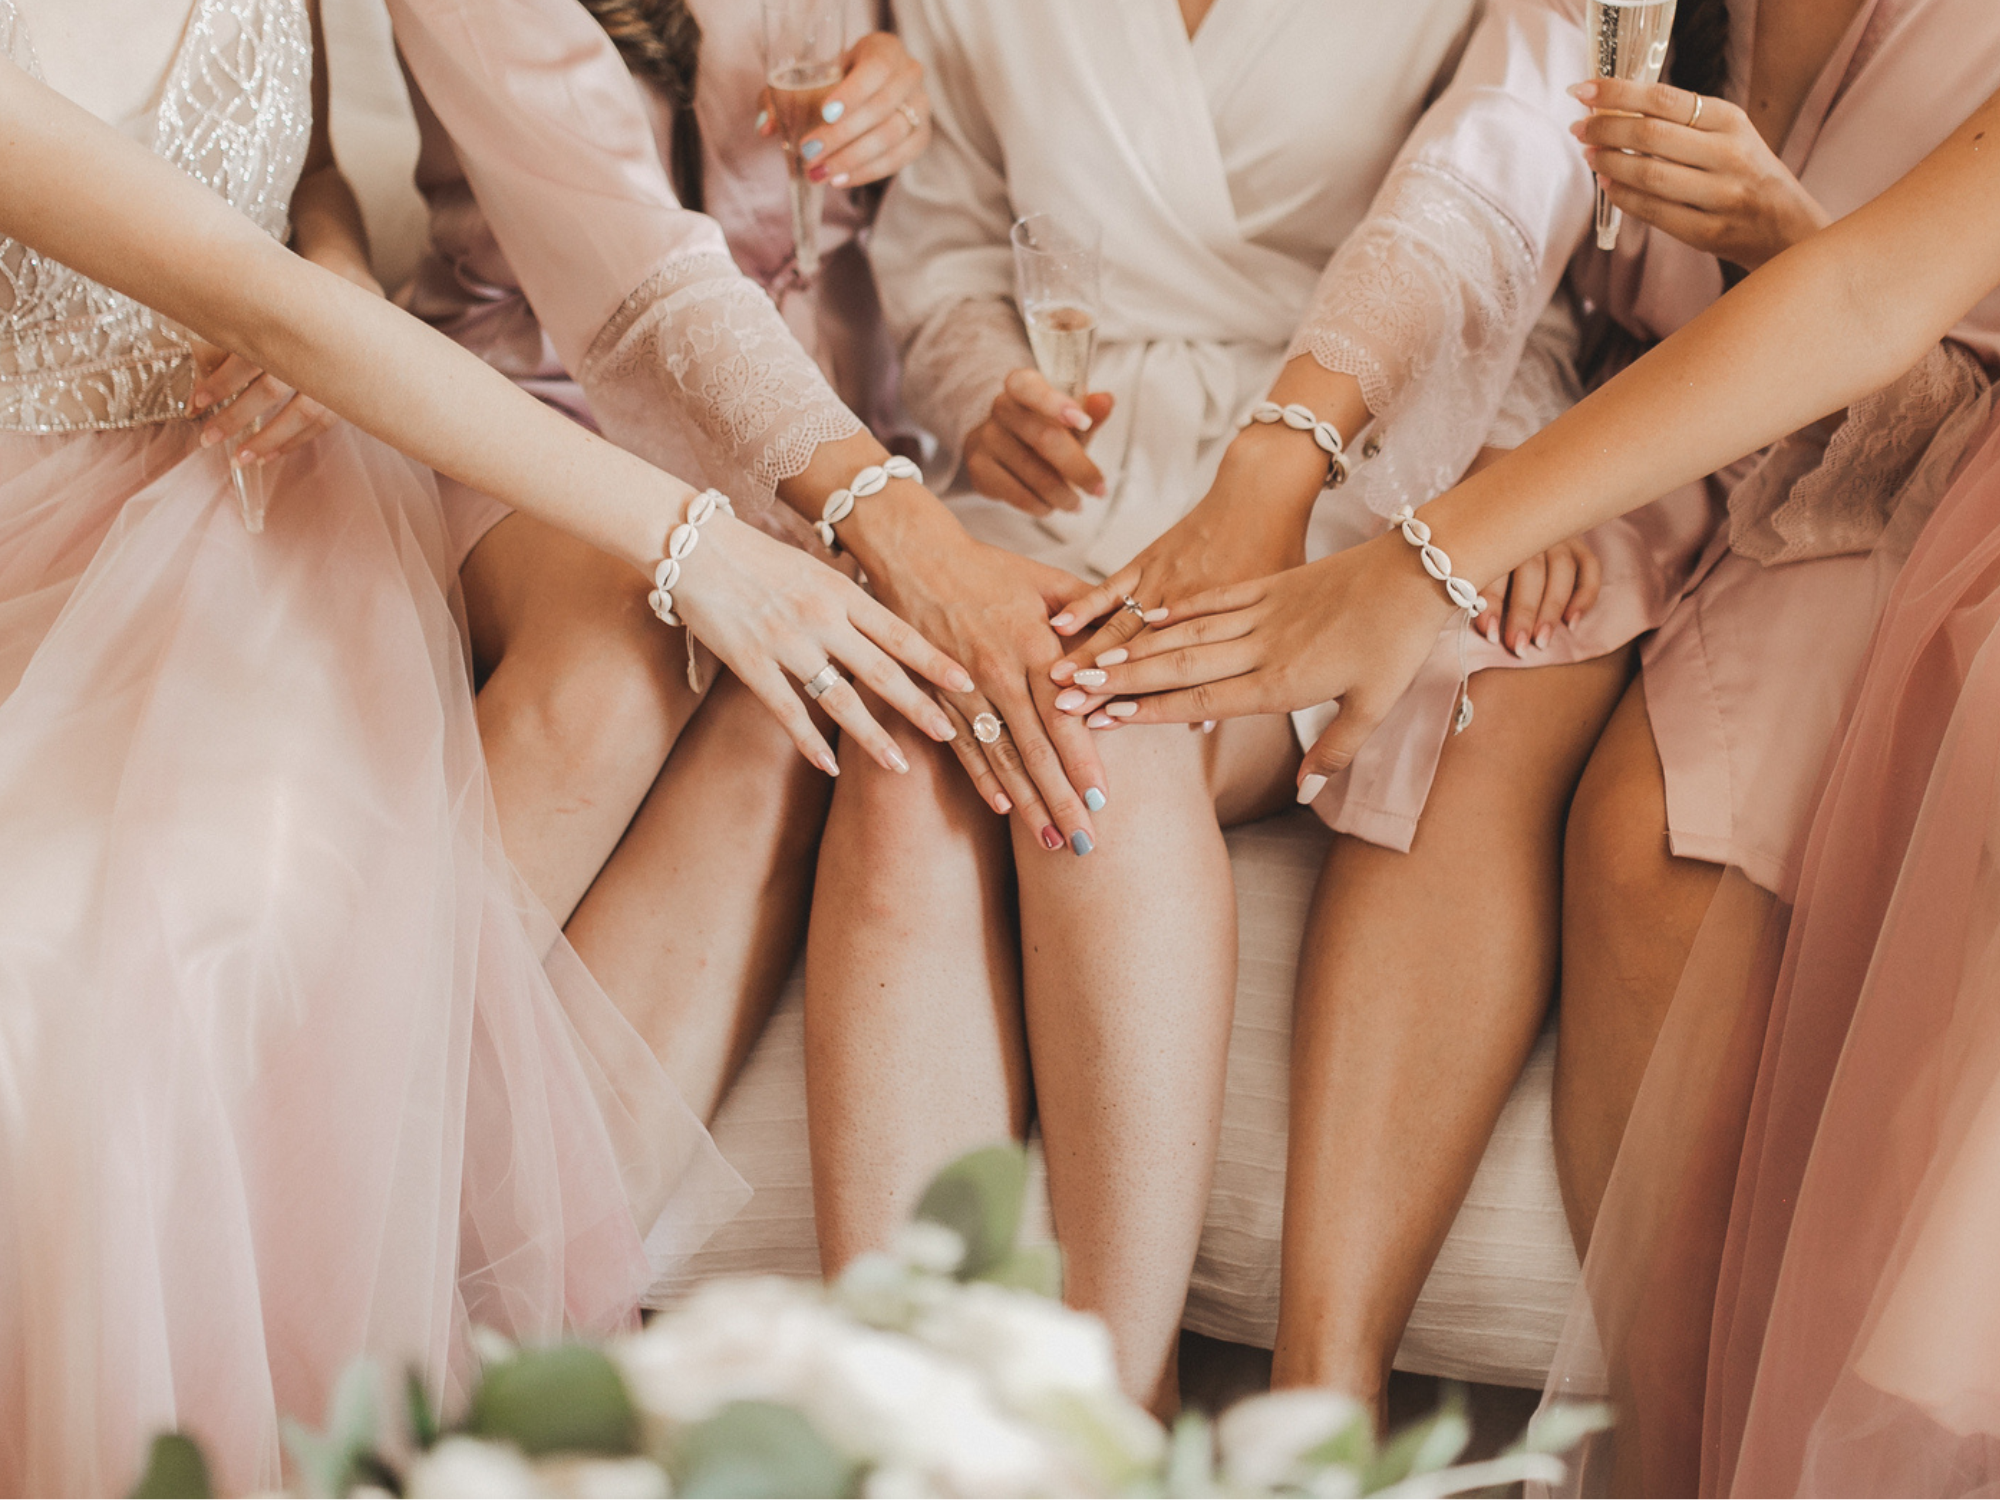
[815,454,922,551]
[1389,504,1488,735]
[1241,400,1352,488]
[647,486,735,691]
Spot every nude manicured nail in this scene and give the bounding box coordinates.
[1105,701,1137,718]
[1073,668,1108,689]
[1570,81,1598,101]
[1202,720,1217,734]
[993,793,1013,814]
[816,752,840,777]
[1086,711,1113,729]
[831,173,850,187]
[1143,607,1169,623]
[1296,773,1328,805]
[1484,620,1501,646]
[1534,624,1554,650]
[949,668,975,693]
[1055,688,1088,712]
[1040,825,1063,851]
[1565,610,1581,629]
[1083,787,1106,812]
[1050,611,1076,629]
[884,745,910,773]
[1061,405,1092,432]
[934,719,957,741]
[200,429,220,447]
[1051,660,1077,683]
[1095,648,1128,667]
[1511,632,1529,659]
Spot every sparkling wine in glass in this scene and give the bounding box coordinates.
[763,0,847,283]
[1010,213,1102,401]
[1586,0,1680,251]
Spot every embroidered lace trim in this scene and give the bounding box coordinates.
[578,249,861,514]
[897,296,1033,486]
[1287,160,1544,519]
[0,0,310,433]
[1729,340,1994,566]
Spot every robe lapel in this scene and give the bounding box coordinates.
[1779,0,1883,171]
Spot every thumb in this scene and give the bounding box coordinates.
[1294,699,1378,805]
[1083,391,1115,430]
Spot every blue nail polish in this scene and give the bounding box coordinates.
[801,138,824,161]
[821,99,845,123]
[1070,830,1094,856]
[755,108,769,131]
[1083,788,1106,813]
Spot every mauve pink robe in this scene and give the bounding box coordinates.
[1581,0,2000,895]
[383,0,882,564]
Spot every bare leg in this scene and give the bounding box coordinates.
[805,726,1028,1270]
[465,513,832,1115]
[565,671,832,1121]
[1553,679,1731,1252]
[1271,653,1632,1416]
[1017,715,1297,1409]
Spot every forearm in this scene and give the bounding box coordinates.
[778,429,969,575]
[1424,93,2000,588]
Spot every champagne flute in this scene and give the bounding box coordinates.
[1586,0,1680,251]
[762,0,847,283]
[1010,213,1102,401]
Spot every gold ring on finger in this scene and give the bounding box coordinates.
[898,102,922,134]
[1688,94,1705,128]
[973,711,1004,744]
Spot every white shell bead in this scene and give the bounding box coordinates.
[885,455,920,479]
[851,465,889,497]
[688,490,718,525]
[1312,425,1342,456]
[1400,516,1432,546]
[1420,544,1453,582]
[668,522,700,560]
[1445,577,1481,610]
[1280,403,1316,430]
[648,588,674,618]
[814,520,837,548]
[653,557,681,591]
[824,490,855,524]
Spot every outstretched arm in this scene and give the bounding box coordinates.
[1085,85,2000,780]
[0,55,969,775]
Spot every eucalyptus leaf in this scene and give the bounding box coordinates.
[671,1401,860,1499]
[129,1433,213,1499]
[405,1366,440,1452]
[283,1360,383,1498]
[1523,1400,1614,1455]
[913,1144,1029,1280]
[1297,1401,1377,1474]
[468,1344,639,1457]
[1362,1388,1470,1493]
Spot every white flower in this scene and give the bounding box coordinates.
[1216,1388,1368,1494]
[892,1221,967,1276]
[531,1456,670,1498]
[404,1437,541,1498]
[911,1282,1121,1410]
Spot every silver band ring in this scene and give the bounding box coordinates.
[972,712,1004,744]
[898,102,923,134]
[803,664,842,702]
[1688,93,1705,128]
[1120,594,1148,622]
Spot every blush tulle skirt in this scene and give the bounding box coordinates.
[0,423,744,1497]
[1540,410,2000,1495]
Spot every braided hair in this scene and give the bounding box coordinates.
[578,0,706,211]
[1669,0,1731,101]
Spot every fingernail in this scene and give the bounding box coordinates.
[801,139,824,161]
[190,389,209,409]
[994,793,1012,814]
[935,719,957,741]
[817,752,840,777]
[1511,632,1529,659]
[1070,830,1094,857]
[1072,668,1107,688]
[1040,825,1063,852]
[755,108,769,131]
[809,165,828,182]
[1083,787,1106,812]
[1296,773,1328,805]
[1061,405,1092,432]
[950,668,975,692]
[1086,711,1113,729]
[235,449,258,466]
[1202,720,1217,734]
[1484,620,1501,646]
[1143,607,1169,623]
[1089,481,1108,498]
[1105,701,1137,718]
[1055,688,1088,712]
[1095,648,1128,667]
[1565,610,1581,628]
[885,745,910,773]
[821,99,845,123]
[830,173,850,187]
[1534,624,1553,650]
[200,429,220,447]
[1570,81,1598,102]
[1050,611,1075,629]
[1051,660,1076,683]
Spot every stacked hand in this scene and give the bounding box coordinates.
[1572,77,1829,271]
[963,368,1116,515]
[757,31,931,189]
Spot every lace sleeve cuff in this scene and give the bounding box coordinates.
[899,296,1034,487]
[578,250,862,514]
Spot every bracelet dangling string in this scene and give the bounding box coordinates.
[1388,504,1487,735]
[647,486,735,693]
[816,454,922,552]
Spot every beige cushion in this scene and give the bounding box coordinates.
[658,812,1580,1390]
[321,0,428,293]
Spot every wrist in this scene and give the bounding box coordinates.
[1214,426,1327,525]
[836,478,969,587]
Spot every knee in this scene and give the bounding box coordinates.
[484,621,682,780]
[1564,751,1673,920]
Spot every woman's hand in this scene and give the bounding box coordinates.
[864,525,1110,855]
[1572,77,1829,271]
[1043,461,1310,717]
[758,31,931,188]
[1081,530,1461,796]
[1471,534,1602,656]
[672,512,974,779]
[962,368,1116,516]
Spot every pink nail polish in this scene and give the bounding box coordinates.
[1106,701,1137,718]
[1086,711,1113,729]
[1202,720,1217,734]
[1089,481,1108,498]
[831,173,850,187]
[1051,660,1076,683]
[1062,406,1092,432]
[816,752,840,777]
[1072,668,1107,689]
[993,793,1013,814]
[200,430,219,447]
[885,745,910,773]
[1055,688,1087,712]
[1050,611,1075,629]
[1040,825,1063,851]
[1096,648,1129,667]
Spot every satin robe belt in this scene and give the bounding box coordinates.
[1034,336,1283,578]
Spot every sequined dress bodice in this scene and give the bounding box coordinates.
[0,0,310,431]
